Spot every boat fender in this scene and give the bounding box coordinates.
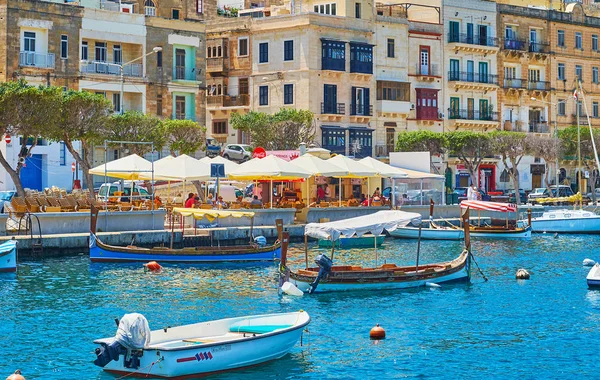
[515,268,531,280]
[6,370,25,380]
[426,282,441,288]
[308,254,333,294]
[254,236,267,247]
[281,281,304,296]
[144,261,162,272]
[583,258,596,267]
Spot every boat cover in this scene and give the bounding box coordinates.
[305,210,421,241]
[0,240,16,254]
[173,208,255,222]
[460,200,517,213]
[115,313,151,350]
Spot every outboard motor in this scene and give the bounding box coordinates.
[254,236,267,247]
[308,254,333,294]
[94,313,151,369]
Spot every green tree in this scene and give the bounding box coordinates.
[396,130,445,173]
[527,134,562,194]
[231,109,315,150]
[0,81,62,196]
[489,131,530,204]
[444,131,493,187]
[559,125,600,197]
[106,111,165,156]
[163,119,206,156]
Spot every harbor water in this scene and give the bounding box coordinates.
[1,235,599,379]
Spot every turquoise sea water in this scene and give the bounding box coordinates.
[1,235,599,379]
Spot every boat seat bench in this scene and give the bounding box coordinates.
[229,325,293,334]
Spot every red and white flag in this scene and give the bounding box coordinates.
[573,88,578,100]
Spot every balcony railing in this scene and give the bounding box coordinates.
[447,33,498,47]
[174,66,197,81]
[322,57,345,72]
[503,78,527,89]
[80,61,143,77]
[448,71,498,85]
[376,4,408,19]
[321,102,345,115]
[449,109,499,121]
[529,42,550,54]
[413,63,440,77]
[19,52,55,69]
[529,122,550,133]
[350,104,373,116]
[207,94,250,107]
[528,81,551,91]
[350,60,373,74]
[503,39,527,51]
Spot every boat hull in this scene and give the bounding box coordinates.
[389,226,464,240]
[89,234,281,263]
[98,312,309,379]
[529,218,600,233]
[587,263,600,288]
[0,240,17,273]
[469,226,531,239]
[318,235,385,248]
[286,251,470,293]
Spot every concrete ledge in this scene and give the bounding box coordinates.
[298,206,389,223]
[189,208,297,227]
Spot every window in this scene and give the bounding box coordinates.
[314,3,336,15]
[59,142,66,166]
[197,0,203,13]
[322,40,345,71]
[415,88,438,120]
[81,41,88,61]
[557,30,565,47]
[112,93,121,113]
[239,78,249,95]
[594,67,599,84]
[558,63,565,80]
[145,0,156,16]
[558,100,566,116]
[284,84,293,104]
[578,101,583,116]
[351,87,370,116]
[60,35,68,59]
[355,2,361,19]
[172,9,180,19]
[24,31,36,52]
[259,85,268,106]
[575,32,582,49]
[95,42,107,62]
[505,66,516,79]
[175,96,186,119]
[175,48,186,80]
[321,127,346,154]
[113,44,122,65]
[348,128,372,158]
[238,37,248,56]
[284,40,293,61]
[156,50,162,67]
[594,102,599,118]
[594,35,599,52]
[156,94,162,116]
[576,65,583,81]
[528,69,540,82]
[259,42,268,63]
[387,38,394,58]
[213,121,227,135]
[350,43,372,74]
[449,21,460,42]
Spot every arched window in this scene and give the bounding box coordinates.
[207,47,212,58]
[212,47,217,58]
[217,46,222,57]
[217,84,222,95]
[144,0,156,16]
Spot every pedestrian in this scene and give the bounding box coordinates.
[467,183,478,201]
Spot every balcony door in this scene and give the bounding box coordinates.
[479,62,488,83]
[450,97,460,119]
[416,88,438,120]
[467,98,474,119]
[420,46,430,76]
[530,29,538,51]
[23,31,36,65]
[467,60,474,82]
[175,48,186,80]
[449,21,459,42]
[466,23,474,44]
[479,99,489,120]
[478,25,488,46]
[352,87,369,115]
[95,42,107,73]
[449,59,459,80]
[324,84,337,114]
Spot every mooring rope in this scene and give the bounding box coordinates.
[115,356,163,380]
[469,252,488,282]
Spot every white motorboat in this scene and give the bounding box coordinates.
[0,240,17,273]
[93,311,310,378]
[390,220,464,240]
[525,209,600,233]
[587,263,600,288]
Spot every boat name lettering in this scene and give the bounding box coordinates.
[211,344,231,353]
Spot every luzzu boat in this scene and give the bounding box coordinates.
[318,234,385,248]
[89,206,284,263]
[280,210,473,293]
[446,200,532,238]
[0,240,17,272]
[93,311,310,379]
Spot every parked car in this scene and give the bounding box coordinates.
[454,187,491,201]
[203,184,244,202]
[222,144,252,162]
[550,185,575,197]
[587,188,600,200]
[528,187,548,203]
[507,189,527,204]
[0,190,16,213]
[206,138,221,158]
[97,182,151,202]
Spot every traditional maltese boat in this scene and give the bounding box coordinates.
[318,234,385,248]
[0,240,17,272]
[389,200,464,240]
[93,311,310,378]
[280,210,473,293]
[89,206,284,263]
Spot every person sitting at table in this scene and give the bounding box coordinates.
[216,196,228,209]
[250,195,262,207]
[372,187,381,198]
[324,184,332,202]
[205,193,214,205]
[184,193,195,208]
[236,195,243,203]
[153,196,162,208]
[193,196,201,207]
[172,193,183,204]
[317,185,325,202]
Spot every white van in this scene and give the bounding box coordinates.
[203,184,244,202]
[97,182,151,202]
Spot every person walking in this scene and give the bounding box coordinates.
[467,183,479,201]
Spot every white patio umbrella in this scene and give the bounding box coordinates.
[150,154,211,182]
[292,154,348,206]
[89,154,155,180]
[327,155,380,205]
[359,157,408,178]
[210,156,240,175]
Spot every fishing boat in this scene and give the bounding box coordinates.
[587,263,600,288]
[279,210,473,293]
[93,311,310,379]
[447,200,531,238]
[0,240,17,272]
[527,209,600,233]
[389,200,464,240]
[318,234,385,248]
[89,206,284,263]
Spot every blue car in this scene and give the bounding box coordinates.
[206,138,221,158]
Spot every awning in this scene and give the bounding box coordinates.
[173,208,255,222]
[305,210,421,241]
[460,200,517,213]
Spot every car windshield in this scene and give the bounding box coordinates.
[240,145,252,152]
[532,188,545,194]
[0,191,14,201]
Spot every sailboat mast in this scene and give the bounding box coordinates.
[577,84,583,209]
[578,80,600,198]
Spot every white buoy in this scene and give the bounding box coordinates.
[516,268,530,280]
[583,258,596,267]
[426,282,441,288]
[281,281,304,296]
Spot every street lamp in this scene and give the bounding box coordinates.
[80,46,162,114]
[531,96,568,191]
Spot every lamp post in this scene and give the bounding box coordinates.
[531,96,568,192]
[81,46,162,114]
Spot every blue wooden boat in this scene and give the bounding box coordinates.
[0,240,17,272]
[318,234,385,248]
[89,207,284,263]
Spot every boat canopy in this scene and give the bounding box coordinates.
[305,210,421,241]
[460,200,517,213]
[173,208,255,222]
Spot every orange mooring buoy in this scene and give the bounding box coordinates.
[6,370,25,380]
[370,324,386,340]
[143,261,162,272]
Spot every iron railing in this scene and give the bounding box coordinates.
[80,61,142,77]
[448,71,498,85]
[19,52,55,69]
[321,102,345,115]
[350,104,373,116]
[448,33,498,47]
[503,78,527,89]
[449,109,499,121]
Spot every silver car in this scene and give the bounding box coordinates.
[222,144,252,162]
